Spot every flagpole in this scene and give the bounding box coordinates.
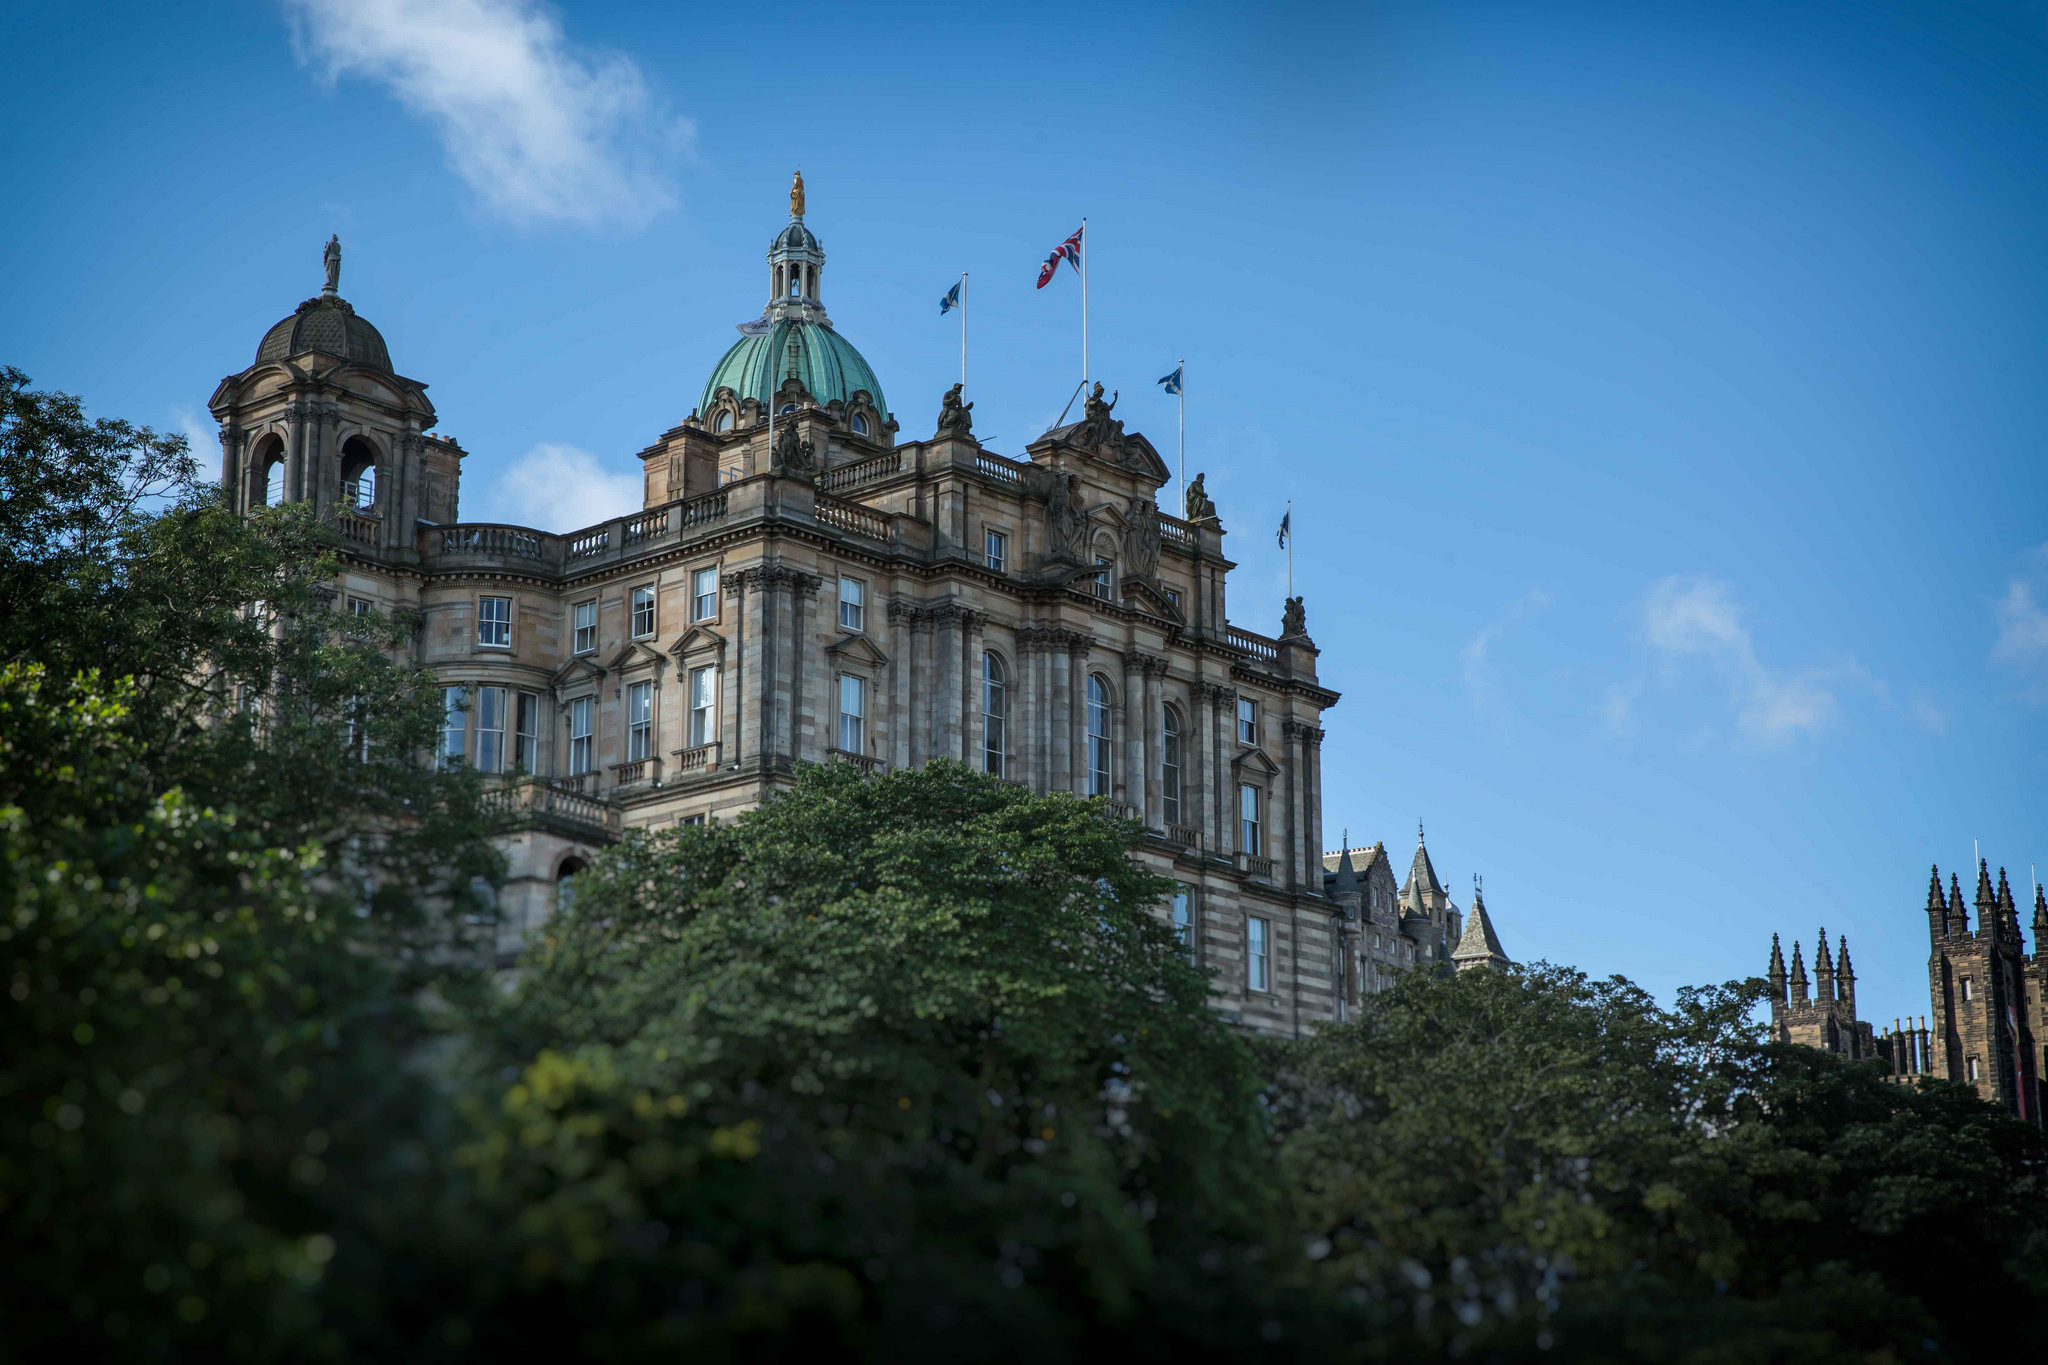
[1080,217,1089,390]
[1286,499,1293,598]
[1177,358,1185,502]
[960,272,968,391]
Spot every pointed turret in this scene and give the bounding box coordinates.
[1836,935,1856,1011]
[1927,864,1948,941]
[1401,821,1446,903]
[1789,940,1810,1003]
[1949,873,1969,936]
[2033,882,2047,961]
[1768,933,1788,1003]
[1814,927,1835,1001]
[1332,835,1359,899]
[1976,859,1996,918]
[1451,881,1511,972]
[1997,868,2018,934]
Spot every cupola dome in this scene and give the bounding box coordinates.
[253,235,394,373]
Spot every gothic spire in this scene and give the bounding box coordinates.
[2033,881,2048,956]
[1814,926,1835,996]
[1767,933,1787,1000]
[1451,880,1511,971]
[1333,832,1359,899]
[1949,873,1969,936]
[1976,858,1996,914]
[1836,935,1854,982]
[1789,940,1810,1002]
[1997,867,2017,928]
[1404,821,1445,900]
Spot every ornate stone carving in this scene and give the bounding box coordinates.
[322,234,341,297]
[1203,682,1238,706]
[1122,498,1161,581]
[936,383,973,436]
[1140,653,1174,679]
[1183,473,1218,527]
[1017,624,1093,654]
[725,565,823,596]
[1030,468,1089,563]
[1281,595,1306,639]
[770,421,815,479]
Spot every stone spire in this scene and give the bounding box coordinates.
[1332,832,1359,900]
[2033,881,2047,960]
[1403,821,1445,901]
[1836,935,1855,1012]
[1997,868,2018,934]
[1767,933,1788,1002]
[1814,927,1835,1000]
[1949,873,1969,937]
[1927,864,1947,940]
[1789,940,1810,1003]
[1976,859,1997,921]
[1451,879,1511,972]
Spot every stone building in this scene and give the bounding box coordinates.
[205,180,1387,1035]
[1761,858,2048,1126]
[1322,825,1511,996]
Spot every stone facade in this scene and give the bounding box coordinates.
[1761,860,2048,1126]
[206,200,1380,1036]
[1320,827,1511,1010]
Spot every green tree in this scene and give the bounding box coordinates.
[434,760,1292,1360]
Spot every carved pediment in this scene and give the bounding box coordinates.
[668,624,728,659]
[552,655,607,687]
[825,632,890,667]
[1122,577,1181,622]
[604,641,667,674]
[1230,746,1282,778]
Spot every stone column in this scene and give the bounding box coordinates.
[1209,684,1236,854]
[888,600,915,770]
[1141,656,1166,828]
[789,570,821,762]
[1120,652,1144,809]
[1282,718,1308,891]
[1049,635,1073,795]
[933,605,962,762]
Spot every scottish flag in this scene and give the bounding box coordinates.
[1157,364,1182,395]
[1277,509,1291,549]
[940,279,961,315]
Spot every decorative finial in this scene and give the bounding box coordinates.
[790,168,805,218]
[321,234,341,299]
[1417,820,1425,846]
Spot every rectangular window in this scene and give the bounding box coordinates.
[838,673,866,754]
[1239,783,1262,856]
[1093,559,1114,600]
[478,596,511,648]
[1961,977,1974,1002]
[1161,710,1183,826]
[680,813,708,827]
[348,596,372,618]
[515,691,540,771]
[474,685,507,773]
[985,528,1008,573]
[1247,916,1270,992]
[630,585,656,639]
[569,696,594,775]
[1171,885,1192,948]
[1968,1057,1982,1082]
[345,695,369,762]
[441,686,467,766]
[573,600,597,654]
[692,566,718,621]
[1164,586,1182,614]
[688,664,716,746]
[627,681,653,761]
[1237,697,1258,746]
[839,575,865,632]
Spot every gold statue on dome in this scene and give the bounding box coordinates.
[790,169,805,217]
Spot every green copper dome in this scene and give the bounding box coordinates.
[698,318,887,418]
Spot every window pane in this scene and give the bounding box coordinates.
[839,577,865,631]
[1172,886,1192,947]
[627,681,652,761]
[474,686,506,772]
[1087,675,1111,796]
[441,687,466,765]
[1093,559,1114,600]
[689,665,715,746]
[570,697,594,775]
[1248,916,1269,991]
[692,567,718,620]
[574,600,596,653]
[516,692,539,771]
[631,586,655,638]
[986,529,1007,573]
[1162,704,1182,824]
[479,597,511,648]
[1239,783,1260,854]
[838,674,865,753]
[982,651,1005,776]
[1238,697,1256,745]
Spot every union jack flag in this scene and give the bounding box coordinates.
[1036,224,1084,289]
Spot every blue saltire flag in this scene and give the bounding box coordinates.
[1157,364,1182,395]
[940,280,961,315]
[1277,509,1291,549]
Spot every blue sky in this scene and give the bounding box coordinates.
[6,0,2046,1014]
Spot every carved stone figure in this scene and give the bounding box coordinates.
[1044,471,1089,562]
[1072,381,1125,454]
[936,382,974,436]
[322,235,341,297]
[770,420,815,478]
[1083,381,1116,421]
[1122,497,1161,580]
[790,169,805,217]
[1282,595,1307,639]
[1183,473,1218,526]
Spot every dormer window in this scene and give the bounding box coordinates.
[713,409,734,434]
[850,412,869,436]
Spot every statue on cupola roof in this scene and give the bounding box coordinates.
[790,169,805,217]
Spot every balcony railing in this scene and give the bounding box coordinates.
[818,450,903,493]
[973,451,1024,484]
[815,496,891,541]
[1157,511,1196,549]
[622,508,669,545]
[1166,824,1203,852]
[1227,626,1280,663]
[679,488,728,527]
[1242,854,1276,880]
[338,510,380,546]
[484,778,621,840]
[828,749,883,774]
[568,528,609,560]
[671,741,720,775]
[439,525,542,558]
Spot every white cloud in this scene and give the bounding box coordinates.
[1992,545,2048,702]
[173,405,217,462]
[476,442,642,532]
[1639,575,1850,744]
[1461,589,1554,715]
[284,0,689,229]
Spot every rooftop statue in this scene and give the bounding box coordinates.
[790,169,805,218]
[1282,595,1307,639]
[1183,472,1218,526]
[322,234,341,298]
[936,382,973,436]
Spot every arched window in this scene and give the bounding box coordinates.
[1161,703,1183,825]
[1086,674,1112,796]
[789,267,802,298]
[341,436,378,511]
[850,412,870,436]
[556,856,588,915]
[713,409,734,434]
[1092,544,1116,601]
[981,651,1006,776]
